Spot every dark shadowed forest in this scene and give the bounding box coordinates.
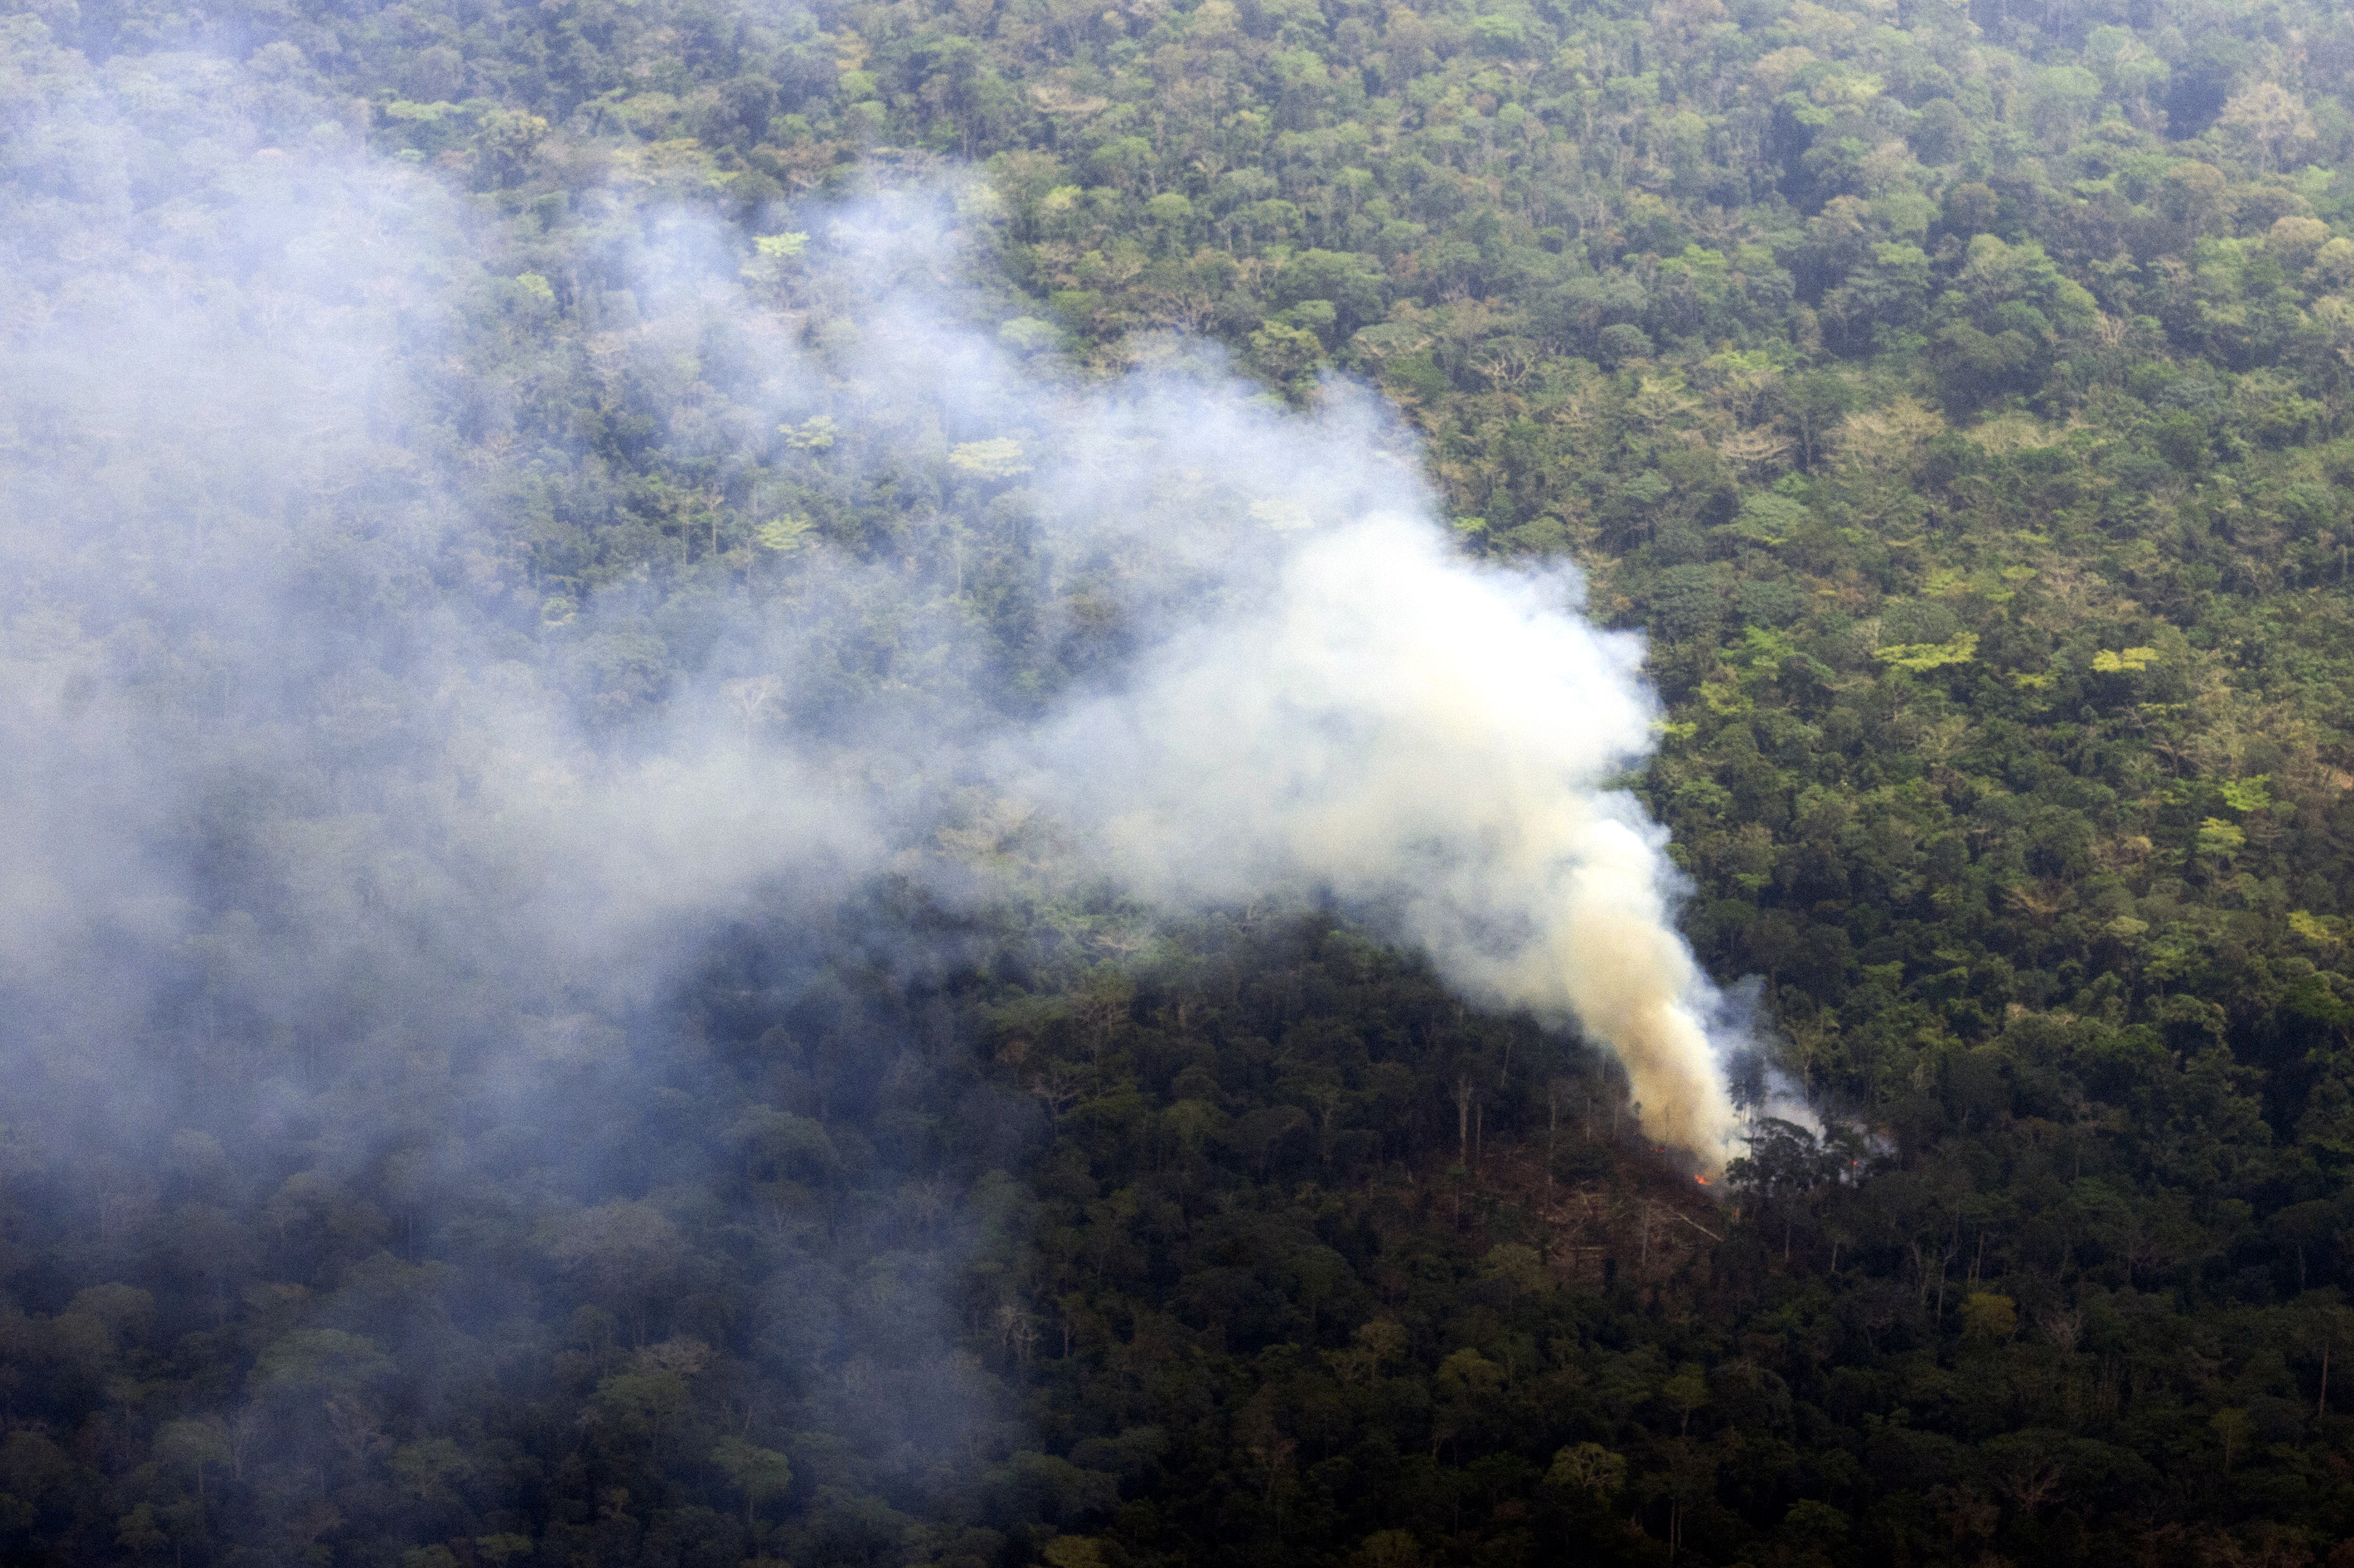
[8,0,2354,1564]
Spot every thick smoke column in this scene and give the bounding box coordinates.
[0,33,1751,1562]
[1023,510,1740,1159]
[794,194,1749,1157]
[0,43,1745,1185]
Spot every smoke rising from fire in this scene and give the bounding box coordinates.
[0,50,1747,1181]
[1012,505,1740,1160]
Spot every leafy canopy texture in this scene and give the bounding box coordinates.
[9,0,2354,1566]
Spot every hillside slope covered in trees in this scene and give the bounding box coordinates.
[9,0,2354,1564]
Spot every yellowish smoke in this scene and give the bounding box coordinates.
[1030,510,1742,1164]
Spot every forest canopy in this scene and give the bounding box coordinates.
[6,0,2354,1565]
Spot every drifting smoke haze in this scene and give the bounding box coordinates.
[2,46,1748,1164]
[0,27,1760,1554]
[0,52,885,1120]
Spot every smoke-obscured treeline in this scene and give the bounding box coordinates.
[9,0,2354,1565]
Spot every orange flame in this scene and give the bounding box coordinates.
[1693,1175,1710,1185]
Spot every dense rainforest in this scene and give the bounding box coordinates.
[9,0,2354,1564]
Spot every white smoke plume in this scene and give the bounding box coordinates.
[0,40,1767,1549]
[793,200,1749,1158]
[1021,510,1739,1160]
[0,39,1747,1167]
